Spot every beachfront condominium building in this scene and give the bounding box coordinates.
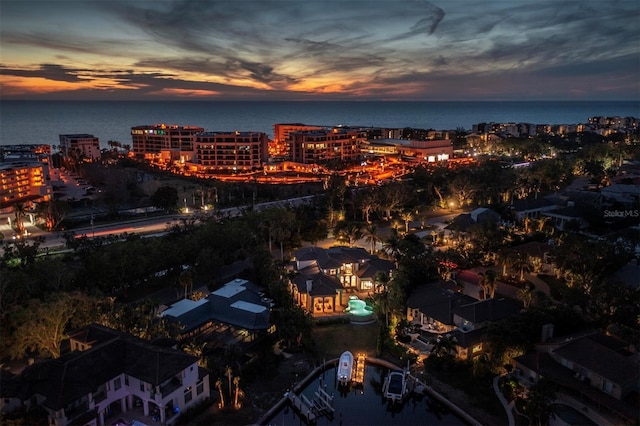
[59,134,101,162]
[0,161,51,211]
[290,127,366,164]
[193,131,269,172]
[272,123,326,159]
[131,124,205,162]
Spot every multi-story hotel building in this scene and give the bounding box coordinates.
[0,161,51,210]
[131,124,204,162]
[193,131,269,172]
[271,123,326,159]
[59,134,101,161]
[290,127,366,164]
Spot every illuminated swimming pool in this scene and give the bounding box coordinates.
[345,296,375,323]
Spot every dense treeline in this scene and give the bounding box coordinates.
[2,137,639,363]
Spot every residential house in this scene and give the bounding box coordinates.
[160,278,274,342]
[289,246,395,317]
[512,241,555,274]
[601,184,640,207]
[0,324,210,426]
[444,207,501,244]
[513,331,640,424]
[510,197,558,222]
[406,282,520,359]
[543,205,589,231]
[449,297,521,359]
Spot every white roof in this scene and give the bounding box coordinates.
[160,298,208,318]
[230,300,267,314]
[211,278,249,298]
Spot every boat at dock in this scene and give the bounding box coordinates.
[382,370,408,403]
[337,351,354,386]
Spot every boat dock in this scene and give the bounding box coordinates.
[352,353,366,385]
[287,392,317,423]
[286,383,335,424]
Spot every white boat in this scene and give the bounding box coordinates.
[337,351,354,386]
[383,370,407,403]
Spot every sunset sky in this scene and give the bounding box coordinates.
[1,0,639,101]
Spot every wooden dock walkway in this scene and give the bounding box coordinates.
[287,392,316,423]
[353,353,366,384]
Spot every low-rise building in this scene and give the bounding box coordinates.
[59,134,101,162]
[160,278,274,341]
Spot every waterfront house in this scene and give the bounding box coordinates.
[0,324,210,426]
[289,246,395,317]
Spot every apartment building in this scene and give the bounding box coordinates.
[290,127,366,164]
[59,134,101,161]
[131,124,204,162]
[0,324,210,426]
[193,131,269,172]
[0,161,51,210]
[271,123,325,159]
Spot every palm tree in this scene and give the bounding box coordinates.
[399,210,414,234]
[517,284,534,310]
[431,334,457,359]
[496,248,517,278]
[12,202,27,235]
[479,269,498,299]
[382,228,401,266]
[363,223,381,254]
[216,379,225,408]
[512,252,534,281]
[178,268,194,299]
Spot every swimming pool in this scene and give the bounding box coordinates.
[345,296,375,324]
[551,404,597,426]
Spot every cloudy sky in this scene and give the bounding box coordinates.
[1,0,638,101]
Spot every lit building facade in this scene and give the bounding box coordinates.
[193,131,269,172]
[361,139,453,162]
[131,124,204,162]
[290,127,366,164]
[0,161,51,210]
[271,123,325,159]
[59,134,101,161]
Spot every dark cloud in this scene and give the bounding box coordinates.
[1,0,638,100]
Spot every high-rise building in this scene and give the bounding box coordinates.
[193,131,269,172]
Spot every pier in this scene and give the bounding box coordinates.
[353,353,366,385]
[287,392,317,423]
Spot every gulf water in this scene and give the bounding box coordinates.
[1,100,638,149]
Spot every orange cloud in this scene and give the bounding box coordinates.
[0,76,143,95]
[150,88,221,97]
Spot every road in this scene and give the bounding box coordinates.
[0,195,318,254]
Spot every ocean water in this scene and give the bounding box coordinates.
[1,100,638,149]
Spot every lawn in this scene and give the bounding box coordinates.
[310,322,379,359]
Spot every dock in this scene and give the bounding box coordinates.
[352,353,366,385]
[287,392,317,423]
